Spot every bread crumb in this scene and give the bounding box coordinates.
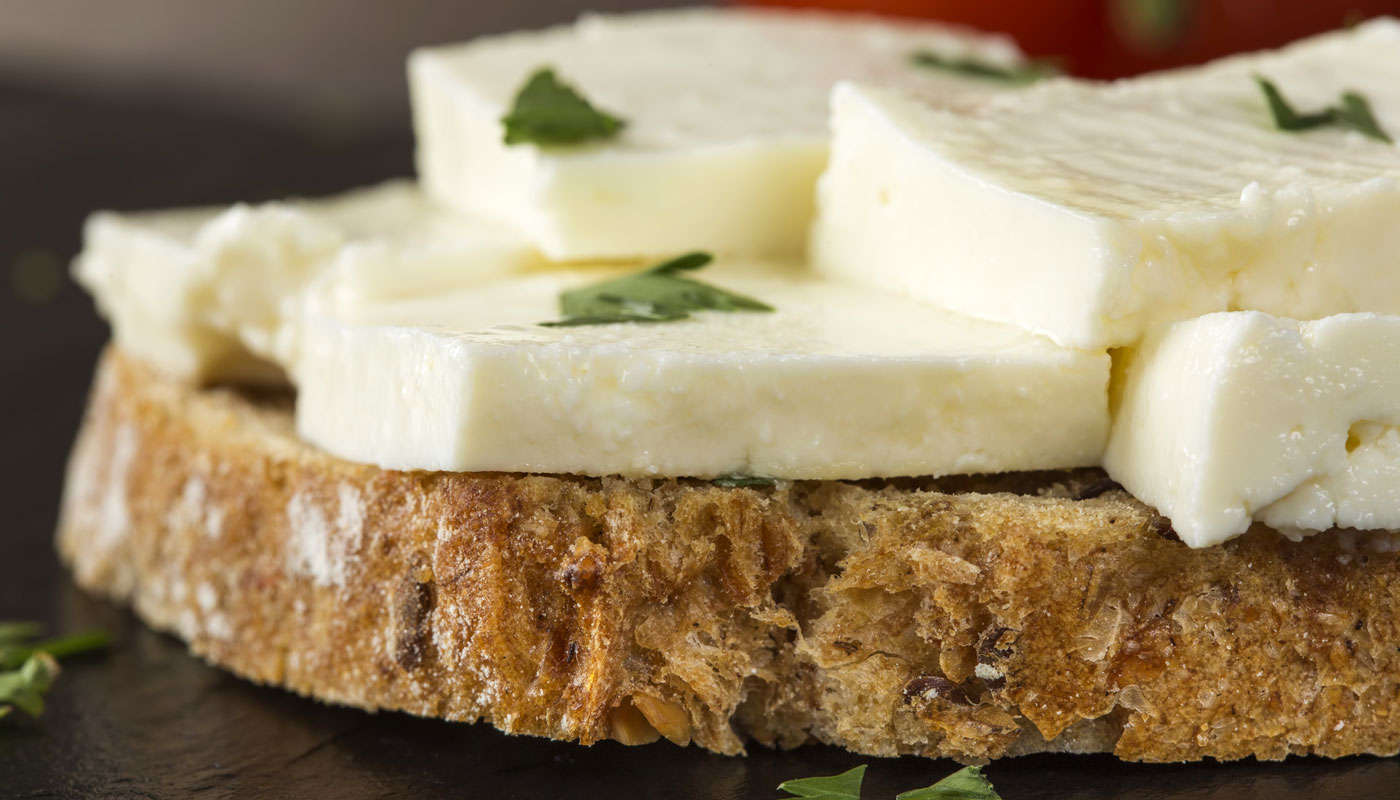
[974,663,1004,681]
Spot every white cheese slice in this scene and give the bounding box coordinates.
[409,7,1022,261]
[73,205,279,383]
[295,259,1110,479]
[73,181,545,382]
[813,19,1400,350]
[1105,311,1400,548]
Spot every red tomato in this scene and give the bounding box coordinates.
[743,0,1400,78]
[746,0,1101,63]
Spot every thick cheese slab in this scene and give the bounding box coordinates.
[409,8,1022,261]
[73,206,277,384]
[73,182,544,382]
[295,260,1110,479]
[813,19,1400,350]
[1106,311,1400,548]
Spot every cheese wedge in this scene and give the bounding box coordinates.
[813,19,1400,349]
[73,181,544,382]
[1107,311,1400,547]
[409,7,1023,261]
[296,259,1110,479]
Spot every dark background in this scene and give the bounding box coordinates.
[2,2,1399,797]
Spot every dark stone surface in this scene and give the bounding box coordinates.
[0,81,1397,800]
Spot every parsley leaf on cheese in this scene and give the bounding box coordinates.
[1334,91,1393,143]
[910,51,1057,85]
[541,252,773,327]
[1255,76,1393,143]
[778,765,866,800]
[895,766,1003,800]
[1255,76,1340,131]
[502,67,626,146]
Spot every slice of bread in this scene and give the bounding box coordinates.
[58,348,1400,762]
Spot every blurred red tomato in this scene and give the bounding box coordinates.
[744,0,1400,78]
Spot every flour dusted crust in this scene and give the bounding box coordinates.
[58,349,1400,762]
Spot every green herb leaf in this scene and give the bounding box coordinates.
[895,766,1003,800]
[0,651,59,719]
[0,622,110,722]
[1255,76,1393,143]
[1,630,111,670]
[0,621,43,646]
[1335,91,1394,143]
[778,765,866,799]
[911,51,1057,85]
[712,474,779,488]
[1255,76,1335,131]
[502,67,626,146]
[541,252,773,327]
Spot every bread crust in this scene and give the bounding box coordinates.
[58,348,1400,762]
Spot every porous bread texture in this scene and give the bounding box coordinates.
[59,349,1400,762]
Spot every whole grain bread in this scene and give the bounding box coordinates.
[58,348,1400,762]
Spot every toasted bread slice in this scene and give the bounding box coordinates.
[58,348,1400,762]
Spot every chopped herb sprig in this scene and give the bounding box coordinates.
[541,252,773,327]
[896,765,1002,800]
[777,765,1002,800]
[0,622,43,644]
[0,630,111,670]
[911,51,1058,85]
[0,622,109,721]
[778,765,866,799]
[502,67,626,146]
[0,652,59,720]
[1255,76,1392,143]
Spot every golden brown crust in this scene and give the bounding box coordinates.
[58,348,1400,762]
